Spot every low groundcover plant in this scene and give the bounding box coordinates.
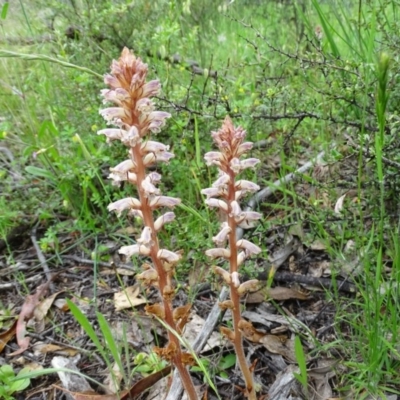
[98,48,262,400]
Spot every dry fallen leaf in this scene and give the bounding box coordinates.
[183,314,222,352]
[268,364,302,399]
[0,319,17,353]
[238,319,297,362]
[100,268,135,276]
[9,278,55,356]
[34,291,64,322]
[104,362,123,394]
[334,193,347,215]
[260,334,297,363]
[113,285,147,311]
[246,286,310,303]
[33,342,79,357]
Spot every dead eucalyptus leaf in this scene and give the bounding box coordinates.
[334,193,346,215]
[259,334,297,363]
[33,342,79,356]
[113,285,147,311]
[246,286,309,303]
[266,287,309,301]
[0,320,17,353]
[100,268,135,276]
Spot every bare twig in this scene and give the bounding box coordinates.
[345,133,400,169]
[31,226,52,286]
[0,275,42,290]
[237,151,325,239]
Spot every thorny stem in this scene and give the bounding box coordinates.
[131,146,198,400]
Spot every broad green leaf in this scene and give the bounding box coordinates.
[1,2,8,20]
[219,353,236,369]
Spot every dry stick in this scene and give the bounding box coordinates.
[344,133,400,169]
[166,151,325,399]
[31,226,54,290]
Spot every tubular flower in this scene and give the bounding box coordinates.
[203,116,261,400]
[98,49,198,400]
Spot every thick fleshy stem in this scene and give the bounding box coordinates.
[131,145,197,400]
[98,48,197,400]
[202,116,262,399]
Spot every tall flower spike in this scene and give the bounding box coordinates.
[203,116,261,400]
[98,48,197,400]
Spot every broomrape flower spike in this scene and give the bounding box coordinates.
[203,116,261,400]
[98,48,197,400]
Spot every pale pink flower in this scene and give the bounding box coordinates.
[212,223,231,246]
[142,151,174,166]
[201,187,222,199]
[141,179,160,197]
[119,244,151,258]
[128,209,143,219]
[141,80,161,98]
[236,142,253,157]
[146,172,162,184]
[99,107,128,125]
[212,173,230,189]
[97,128,126,143]
[236,211,262,229]
[121,125,141,147]
[140,111,171,134]
[205,198,228,212]
[137,98,155,115]
[136,268,159,285]
[229,158,241,174]
[108,171,137,185]
[235,180,260,193]
[154,151,174,163]
[140,141,170,154]
[231,272,240,288]
[103,74,122,88]
[213,266,231,284]
[236,239,261,256]
[101,88,130,105]
[229,200,242,218]
[240,158,260,170]
[137,226,154,246]
[157,249,181,264]
[154,212,176,231]
[237,251,247,267]
[108,197,142,216]
[149,196,181,209]
[110,159,136,173]
[237,279,260,296]
[204,151,224,166]
[205,248,231,259]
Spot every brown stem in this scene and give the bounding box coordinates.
[227,172,256,400]
[132,145,198,400]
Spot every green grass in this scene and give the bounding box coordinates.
[2,0,400,397]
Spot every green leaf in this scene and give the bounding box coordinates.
[1,2,9,20]
[25,166,55,182]
[66,299,111,366]
[96,312,127,382]
[0,364,15,381]
[218,353,236,369]
[9,377,30,393]
[294,336,308,395]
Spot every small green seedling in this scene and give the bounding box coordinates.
[133,352,168,375]
[191,353,236,380]
[0,364,31,400]
[293,336,309,397]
